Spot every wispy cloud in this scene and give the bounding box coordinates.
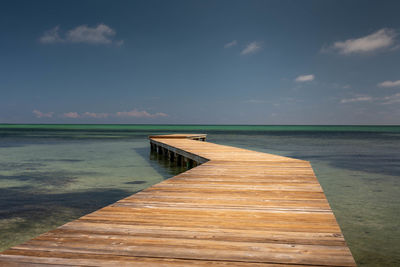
[224,40,237,48]
[244,99,269,104]
[340,96,373,104]
[325,28,397,54]
[116,109,168,118]
[82,112,109,118]
[241,41,262,55]
[382,93,400,105]
[339,92,400,105]
[33,110,54,118]
[35,109,168,119]
[244,97,302,106]
[378,80,400,88]
[62,112,80,118]
[295,74,315,82]
[39,24,123,45]
[39,26,63,44]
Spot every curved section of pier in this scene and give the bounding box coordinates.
[0,134,356,266]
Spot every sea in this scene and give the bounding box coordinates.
[0,124,399,266]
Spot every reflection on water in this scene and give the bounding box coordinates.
[0,130,181,251]
[0,125,399,266]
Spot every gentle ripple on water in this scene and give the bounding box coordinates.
[0,125,399,267]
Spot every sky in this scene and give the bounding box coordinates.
[1,0,400,125]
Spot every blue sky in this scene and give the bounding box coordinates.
[1,0,400,124]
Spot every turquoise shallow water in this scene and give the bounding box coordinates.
[0,124,399,266]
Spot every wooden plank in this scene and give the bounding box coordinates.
[0,134,356,266]
[0,249,331,267]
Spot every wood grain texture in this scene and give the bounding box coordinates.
[0,134,356,266]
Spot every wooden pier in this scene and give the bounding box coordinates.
[0,134,356,266]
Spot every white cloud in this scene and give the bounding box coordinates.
[295,74,315,82]
[39,24,123,45]
[340,96,372,104]
[378,80,400,88]
[115,109,168,118]
[66,24,115,44]
[224,40,237,48]
[33,110,54,118]
[327,28,397,54]
[241,41,262,55]
[62,112,80,118]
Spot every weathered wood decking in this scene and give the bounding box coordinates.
[0,134,356,266]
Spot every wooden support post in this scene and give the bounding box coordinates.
[176,154,182,166]
[187,159,193,169]
[182,156,186,167]
[150,141,198,169]
[168,150,174,162]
